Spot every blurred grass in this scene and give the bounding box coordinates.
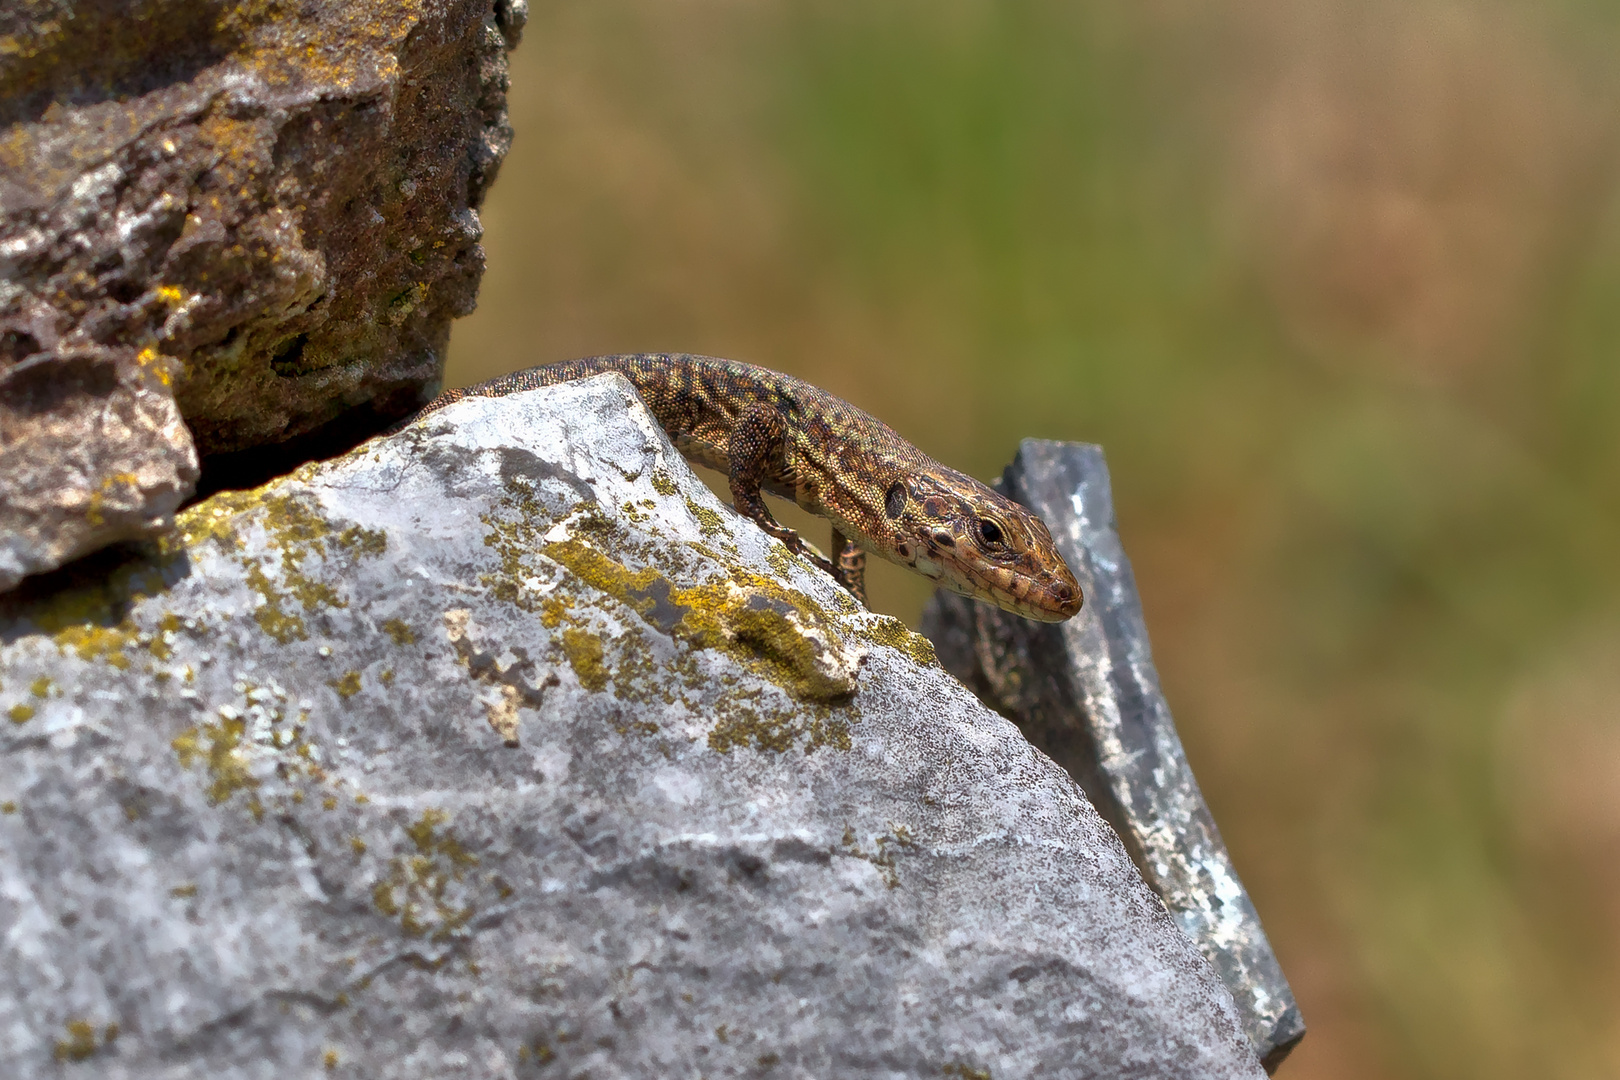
[447,1,1620,1076]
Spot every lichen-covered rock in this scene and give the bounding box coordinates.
[0,0,526,592]
[0,375,1266,1079]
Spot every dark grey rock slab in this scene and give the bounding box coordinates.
[921,439,1306,1071]
[0,378,1266,1079]
[0,0,526,592]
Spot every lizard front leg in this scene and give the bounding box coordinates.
[831,528,868,606]
[726,405,844,581]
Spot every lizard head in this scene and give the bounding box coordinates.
[878,471,1082,622]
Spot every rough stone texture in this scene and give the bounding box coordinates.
[0,0,526,592]
[0,376,1266,1079]
[921,440,1306,1071]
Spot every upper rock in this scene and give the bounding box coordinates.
[0,374,1266,1079]
[0,0,527,591]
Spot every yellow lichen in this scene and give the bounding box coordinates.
[329,671,362,698]
[539,595,572,628]
[684,498,726,536]
[147,612,183,658]
[53,1019,116,1062]
[172,717,257,805]
[854,615,939,670]
[764,545,795,580]
[650,469,679,496]
[542,537,858,703]
[9,704,34,724]
[173,487,386,644]
[53,623,131,668]
[382,618,417,645]
[372,809,480,941]
[29,676,51,698]
[560,628,609,692]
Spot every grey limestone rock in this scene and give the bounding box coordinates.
[0,0,527,592]
[0,375,1266,1079]
[921,440,1305,1071]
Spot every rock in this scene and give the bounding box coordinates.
[921,441,1306,1071]
[0,375,1266,1079]
[0,0,527,592]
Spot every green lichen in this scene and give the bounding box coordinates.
[30,676,51,698]
[329,671,362,698]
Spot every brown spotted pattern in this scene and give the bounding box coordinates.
[414,354,1082,622]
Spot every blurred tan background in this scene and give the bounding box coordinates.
[445,2,1620,1076]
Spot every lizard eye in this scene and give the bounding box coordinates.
[976,519,1005,546]
[884,481,907,519]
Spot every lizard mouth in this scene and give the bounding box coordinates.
[952,565,1082,622]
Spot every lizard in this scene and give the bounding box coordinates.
[396,353,1083,623]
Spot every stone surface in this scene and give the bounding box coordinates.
[0,0,526,592]
[0,376,1266,1079]
[921,440,1306,1071]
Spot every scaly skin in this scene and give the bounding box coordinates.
[403,354,1083,622]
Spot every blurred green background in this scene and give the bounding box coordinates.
[446,2,1620,1076]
